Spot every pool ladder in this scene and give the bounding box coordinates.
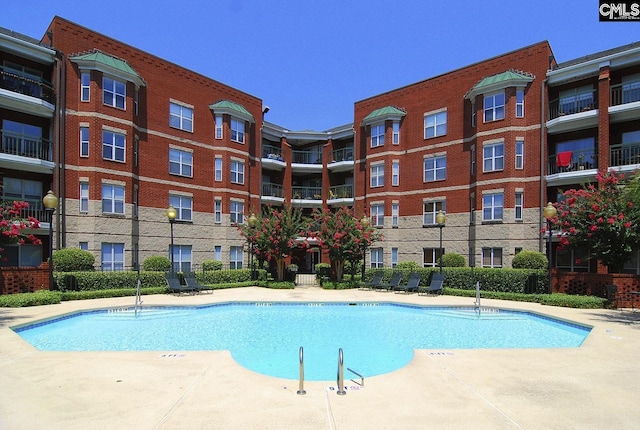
[296,347,364,396]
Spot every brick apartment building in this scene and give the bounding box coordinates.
[1,16,639,275]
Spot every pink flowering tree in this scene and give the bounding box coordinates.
[306,207,382,282]
[0,200,42,261]
[553,170,640,273]
[236,206,306,281]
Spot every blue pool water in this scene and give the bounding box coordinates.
[13,302,591,381]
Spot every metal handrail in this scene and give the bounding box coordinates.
[337,348,346,395]
[297,346,306,395]
[346,367,364,387]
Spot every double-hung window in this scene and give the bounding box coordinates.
[102,184,125,214]
[215,115,223,139]
[423,201,445,225]
[102,130,125,162]
[231,118,245,143]
[392,202,399,227]
[103,76,126,109]
[483,142,504,172]
[392,121,400,145]
[214,157,223,181]
[101,243,124,271]
[230,246,243,269]
[370,203,384,227]
[482,193,503,221]
[484,92,505,122]
[214,199,222,223]
[392,161,399,186]
[169,148,193,177]
[482,248,503,268]
[171,245,192,273]
[515,140,524,169]
[370,248,384,268]
[515,192,523,221]
[371,123,385,147]
[81,73,90,102]
[169,102,193,132]
[169,195,193,222]
[424,155,446,182]
[516,90,524,117]
[230,201,244,224]
[80,126,89,157]
[391,248,398,268]
[424,111,447,138]
[230,160,245,184]
[370,163,384,188]
[79,182,89,213]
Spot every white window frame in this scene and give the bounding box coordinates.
[81,72,90,102]
[214,246,222,261]
[370,163,384,188]
[102,130,125,162]
[169,102,194,132]
[423,248,443,268]
[169,194,193,221]
[515,191,523,221]
[423,201,445,225]
[392,202,399,227]
[483,91,505,122]
[102,76,126,109]
[101,243,124,271]
[370,248,384,268]
[101,184,125,214]
[80,126,89,157]
[214,199,222,224]
[515,139,524,169]
[482,192,503,221]
[391,247,398,268]
[392,121,400,145]
[371,123,385,148]
[214,157,223,181]
[215,115,223,139]
[230,160,245,184]
[230,246,243,269]
[424,155,446,182]
[516,90,524,118]
[370,203,384,227]
[230,118,245,143]
[79,182,89,213]
[169,148,193,177]
[483,142,504,172]
[230,201,244,224]
[471,147,476,175]
[392,161,399,186]
[171,245,192,273]
[424,111,447,139]
[482,247,503,268]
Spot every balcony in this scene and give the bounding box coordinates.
[546,149,598,186]
[291,186,322,207]
[609,82,640,123]
[291,150,322,173]
[0,68,55,117]
[327,184,353,206]
[328,146,354,173]
[261,144,285,171]
[261,182,284,205]
[0,130,54,173]
[547,91,598,134]
[610,141,640,174]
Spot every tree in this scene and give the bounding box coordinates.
[0,200,41,260]
[553,170,640,273]
[236,206,306,281]
[306,207,382,282]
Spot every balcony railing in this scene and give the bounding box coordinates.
[548,90,598,120]
[262,182,284,198]
[1,67,54,103]
[0,199,51,224]
[262,144,284,161]
[328,185,353,199]
[548,148,598,175]
[610,141,640,167]
[1,130,52,161]
[331,146,354,163]
[292,186,322,200]
[610,82,640,107]
[292,150,322,164]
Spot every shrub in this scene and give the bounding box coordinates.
[53,248,95,271]
[0,290,61,307]
[512,251,548,269]
[142,255,171,272]
[396,261,419,270]
[441,253,466,267]
[202,259,222,271]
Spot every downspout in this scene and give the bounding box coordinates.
[539,78,547,253]
[58,52,66,249]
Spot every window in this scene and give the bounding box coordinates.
[133,136,139,167]
[101,243,124,271]
[622,75,640,104]
[214,246,222,261]
[482,193,503,221]
[483,142,504,172]
[423,201,445,225]
[370,163,384,188]
[392,121,400,145]
[133,185,138,219]
[80,182,89,213]
[169,148,193,177]
[516,90,524,117]
[471,147,476,175]
[79,242,88,251]
[169,102,193,132]
[371,123,385,147]
[484,92,505,122]
[80,126,89,157]
[515,140,524,169]
[215,115,223,139]
[391,248,398,268]
[423,248,443,268]
[424,155,446,182]
[370,203,384,227]
[2,177,42,211]
[102,130,125,162]
[102,184,124,214]
[230,160,245,184]
[482,248,503,268]
[231,118,245,143]
[370,248,384,268]
[169,195,192,221]
[81,72,90,102]
[471,101,476,127]
[102,76,126,109]
[134,89,139,116]
[392,161,399,186]
[215,157,223,181]
[230,246,243,269]
[556,248,589,272]
[2,120,42,157]
[515,192,523,221]
[424,111,447,138]
[171,245,192,273]
[559,86,594,115]
[214,199,222,223]
[392,202,399,227]
[230,201,244,224]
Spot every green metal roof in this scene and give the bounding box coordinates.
[361,105,406,126]
[465,69,534,100]
[209,99,255,123]
[70,50,145,88]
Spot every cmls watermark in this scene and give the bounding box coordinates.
[600,1,640,20]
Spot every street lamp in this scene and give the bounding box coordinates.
[543,202,557,294]
[360,215,370,281]
[42,190,58,290]
[166,205,177,273]
[248,213,258,280]
[436,210,446,273]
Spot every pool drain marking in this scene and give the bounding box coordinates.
[326,385,362,392]
[159,353,186,358]
[429,352,454,356]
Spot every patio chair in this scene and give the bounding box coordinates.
[184,272,210,293]
[375,271,403,292]
[606,283,620,309]
[393,272,422,294]
[165,273,198,295]
[418,273,445,296]
[359,271,385,291]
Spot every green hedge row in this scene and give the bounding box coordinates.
[444,288,607,309]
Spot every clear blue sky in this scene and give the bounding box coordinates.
[2,1,638,131]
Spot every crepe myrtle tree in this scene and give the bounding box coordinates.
[553,170,640,273]
[0,200,41,261]
[305,206,382,282]
[236,206,306,281]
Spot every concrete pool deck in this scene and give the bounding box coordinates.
[1,286,639,430]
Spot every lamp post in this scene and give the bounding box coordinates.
[248,213,258,280]
[360,215,370,281]
[436,210,446,273]
[543,202,557,294]
[42,190,58,290]
[166,205,177,273]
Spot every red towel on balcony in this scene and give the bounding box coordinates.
[556,151,572,167]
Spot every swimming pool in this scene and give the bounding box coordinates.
[13,302,591,381]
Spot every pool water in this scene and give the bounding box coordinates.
[13,302,591,381]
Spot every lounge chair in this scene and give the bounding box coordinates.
[184,272,210,293]
[165,273,198,295]
[418,273,445,296]
[376,272,403,292]
[393,272,422,294]
[360,271,385,290]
